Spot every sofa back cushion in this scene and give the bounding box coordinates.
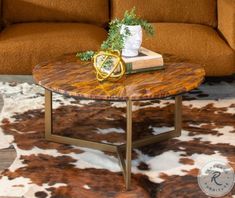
[111,0,217,27]
[2,0,109,26]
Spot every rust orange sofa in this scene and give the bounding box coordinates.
[0,0,234,76]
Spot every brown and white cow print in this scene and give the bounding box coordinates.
[0,81,234,198]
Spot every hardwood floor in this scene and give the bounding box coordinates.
[0,146,16,173]
[0,76,33,198]
[0,75,33,83]
[0,76,33,170]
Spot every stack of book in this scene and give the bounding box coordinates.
[122,47,164,74]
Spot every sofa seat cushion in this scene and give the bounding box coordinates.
[143,23,235,76]
[3,0,109,27]
[0,23,107,74]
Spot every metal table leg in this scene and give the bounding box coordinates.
[125,99,132,190]
[45,90,52,139]
[175,95,182,136]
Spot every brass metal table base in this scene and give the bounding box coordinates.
[45,89,182,190]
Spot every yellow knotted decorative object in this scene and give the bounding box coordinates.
[93,50,126,82]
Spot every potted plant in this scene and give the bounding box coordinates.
[77,7,154,60]
[77,7,154,81]
[101,7,154,57]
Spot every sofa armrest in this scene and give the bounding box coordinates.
[0,0,2,31]
[218,0,235,50]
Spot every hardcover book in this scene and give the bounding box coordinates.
[122,47,164,74]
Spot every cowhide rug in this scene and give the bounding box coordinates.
[0,81,234,198]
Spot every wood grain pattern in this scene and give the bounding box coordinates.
[0,146,16,173]
[33,54,205,101]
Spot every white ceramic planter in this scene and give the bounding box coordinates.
[120,25,142,57]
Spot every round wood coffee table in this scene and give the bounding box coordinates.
[33,54,205,190]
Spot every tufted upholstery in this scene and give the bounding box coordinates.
[218,0,235,50]
[0,0,234,76]
[2,0,109,27]
[111,0,217,27]
[143,23,235,76]
[0,23,107,74]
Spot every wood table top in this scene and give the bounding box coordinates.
[33,54,205,101]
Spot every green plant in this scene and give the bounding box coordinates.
[77,51,95,61]
[121,7,154,36]
[101,7,154,52]
[100,19,131,52]
[76,7,154,61]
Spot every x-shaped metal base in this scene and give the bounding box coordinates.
[44,89,182,190]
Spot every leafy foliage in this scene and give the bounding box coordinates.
[77,7,155,61]
[101,19,130,51]
[121,7,154,36]
[101,7,154,51]
[99,56,114,70]
[76,51,95,61]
